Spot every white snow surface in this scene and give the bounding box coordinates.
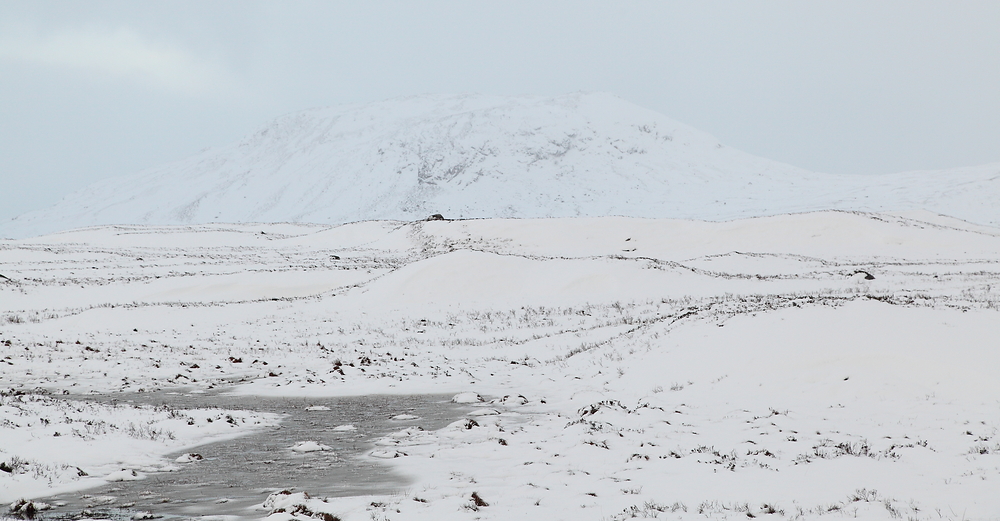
[3,92,999,239]
[2,212,1000,520]
[289,441,332,453]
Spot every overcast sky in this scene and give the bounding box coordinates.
[2,1,999,221]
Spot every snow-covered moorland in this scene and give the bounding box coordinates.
[2,211,1000,520]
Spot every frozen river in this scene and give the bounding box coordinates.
[34,392,469,520]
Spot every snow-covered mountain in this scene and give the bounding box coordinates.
[3,92,999,238]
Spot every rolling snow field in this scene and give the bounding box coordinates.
[2,211,1000,520]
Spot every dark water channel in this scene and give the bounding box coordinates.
[36,392,469,521]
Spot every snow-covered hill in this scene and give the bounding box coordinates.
[3,92,999,238]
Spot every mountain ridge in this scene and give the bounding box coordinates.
[3,92,998,238]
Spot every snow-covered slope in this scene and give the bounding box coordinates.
[4,92,998,239]
[4,213,1000,518]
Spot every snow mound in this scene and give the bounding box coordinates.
[289,441,331,453]
[451,392,483,404]
[467,408,501,417]
[387,426,424,439]
[262,490,341,520]
[369,449,407,459]
[174,453,203,463]
[105,469,144,482]
[492,394,529,406]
